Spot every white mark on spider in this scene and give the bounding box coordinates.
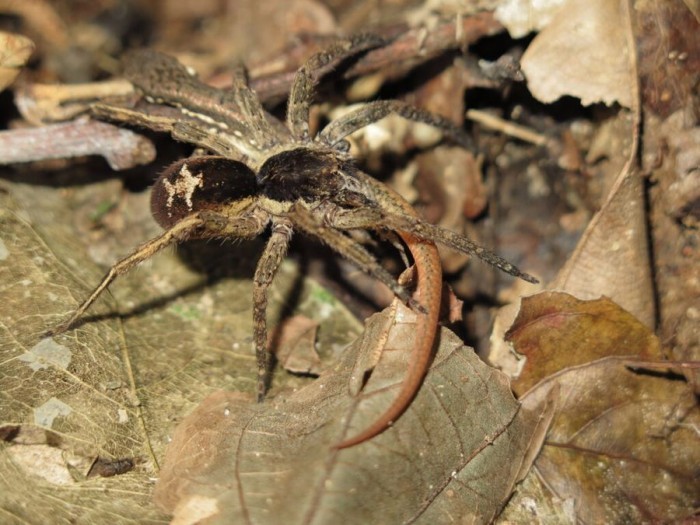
[180,108,228,130]
[233,130,243,138]
[162,163,204,216]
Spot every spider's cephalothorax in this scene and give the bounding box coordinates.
[52,37,537,449]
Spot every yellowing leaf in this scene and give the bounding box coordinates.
[506,292,663,395]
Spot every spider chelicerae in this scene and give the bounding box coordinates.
[51,35,537,448]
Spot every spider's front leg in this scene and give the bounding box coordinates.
[286,34,385,139]
[325,179,538,283]
[252,218,293,402]
[286,202,420,311]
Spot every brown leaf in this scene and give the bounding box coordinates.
[154,311,553,524]
[520,0,636,108]
[0,180,361,522]
[0,31,34,91]
[521,358,700,523]
[505,292,663,395]
[271,315,322,375]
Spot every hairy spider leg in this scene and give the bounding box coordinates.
[287,202,420,311]
[228,61,286,151]
[252,218,293,401]
[169,121,251,163]
[47,214,205,336]
[319,99,474,150]
[91,103,179,134]
[325,200,539,283]
[286,34,385,139]
[119,49,264,161]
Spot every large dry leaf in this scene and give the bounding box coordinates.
[501,292,699,522]
[153,311,553,524]
[520,0,636,108]
[0,180,361,523]
[521,358,699,523]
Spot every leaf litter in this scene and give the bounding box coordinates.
[1,0,699,523]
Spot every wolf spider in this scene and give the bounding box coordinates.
[51,36,537,448]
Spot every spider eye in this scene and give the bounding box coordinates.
[151,157,258,228]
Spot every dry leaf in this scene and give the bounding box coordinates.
[0,180,361,523]
[520,0,636,108]
[503,294,699,523]
[495,0,569,38]
[271,315,322,375]
[521,358,700,523]
[505,292,663,395]
[154,312,553,524]
[0,32,34,91]
[543,0,655,328]
[0,186,167,521]
[552,149,655,327]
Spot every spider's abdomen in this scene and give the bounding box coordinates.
[151,157,259,228]
[258,147,342,202]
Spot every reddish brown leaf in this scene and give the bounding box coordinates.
[506,292,663,395]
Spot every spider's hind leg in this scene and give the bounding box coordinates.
[47,215,205,336]
[286,34,385,140]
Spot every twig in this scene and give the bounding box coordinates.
[0,118,155,170]
[466,109,548,146]
[249,12,504,104]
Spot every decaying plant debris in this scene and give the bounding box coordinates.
[0,1,698,524]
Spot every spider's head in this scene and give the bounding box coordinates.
[257,147,347,203]
[151,157,258,228]
[258,147,374,209]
